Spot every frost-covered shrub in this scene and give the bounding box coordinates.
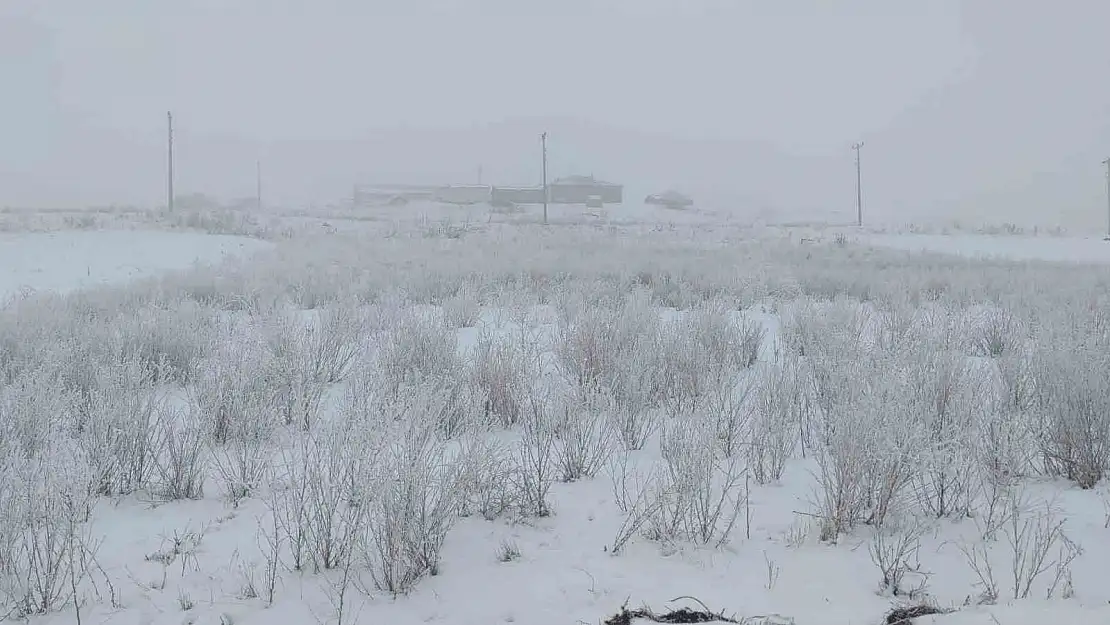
[810,354,920,538]
[309,302,369,383]
[261,313,333,430]
[1033,345,1110,489]
[191,325,280,442]
[469,332,529,428]
[151,408,207,501]
[0,439,94,618]
[748,363,801,484]
[871,296,918,353]
[645,417,747,547]
[656,302,761,419]
[441,281,484,329]
[0,369,69,461]
[376,312,462,399]
[903,349,980,517]
[116,300,217,384]
[455,435,518,521]
[555,390,614,482]
[858,363,925,529]
[554,290,659,399]
[512,390,559,518]
[780,297,869,364]
[74,357,162,496]
[965,306,1026,358]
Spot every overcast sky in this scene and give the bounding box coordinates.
[2,1,1108,227]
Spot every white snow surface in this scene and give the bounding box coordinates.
[5,222,1110,625]
[0,229,270,302]
[868,233,1110,263]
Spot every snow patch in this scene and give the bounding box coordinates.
[0,229,271,301]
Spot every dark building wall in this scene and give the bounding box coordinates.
[549,184,623,204]
[491,186,544,204]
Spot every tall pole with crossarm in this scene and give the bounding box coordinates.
[256,160,263,211]
[1102,158,1110,240]
[167,111,175,212]
[852,141,864,227]
[541,132,549,225]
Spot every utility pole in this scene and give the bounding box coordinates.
[1103,158,1110,240]
[256,160,263,211]
[541,132,549,225]
[852,141,864,227]
[167,111,175,212]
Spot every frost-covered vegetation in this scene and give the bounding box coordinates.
[0,214,1108,625]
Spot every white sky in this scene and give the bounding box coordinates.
[2,0,1109,227]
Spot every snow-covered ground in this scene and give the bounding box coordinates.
[2,217,1110,625]
[0,229,271,302]
[868,232,1110,264]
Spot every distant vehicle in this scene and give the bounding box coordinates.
[645,190,694,209]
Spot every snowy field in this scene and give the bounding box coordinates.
[2,207,1110,625]
[868,233,1110,264]
[0,230,271,302]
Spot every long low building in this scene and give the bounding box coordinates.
[432,184,493,205]
[490,175,623,206]
[548,175,623,204]
[491,186,545,205]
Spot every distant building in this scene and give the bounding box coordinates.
[352,184,432,207]
[490,186,545,206]
[548,175,623,204]
[432,184,492,205]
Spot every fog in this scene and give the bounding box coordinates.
[3,1,1109,228]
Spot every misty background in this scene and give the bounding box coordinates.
[2,0,1108,228]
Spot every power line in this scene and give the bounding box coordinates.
[852,141,864,227]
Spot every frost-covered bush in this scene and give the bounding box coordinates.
[469,331,530,428]
[269,415,378,574]
[655,301,760,420]
[309,301,369,383]
[261,313,333,431]
[115,300,218,384]
[191,324,280,442]
[555,390,614,482]
[455,435,518,521]
[74,357,162,496]
[376,311,462,399]
[1033,345,1110,489]
[151,408,207,501]
[0,369,69,461]
[903,348,980,518]
[554,290,660,400]
[0,439,94,618]
[747,363,801,484]
[512,390,559,518]
[361,417,463,592]
[441,280,484,329]
[809,351,921,539]
[965,305,1026,359]
[645,417,747,547]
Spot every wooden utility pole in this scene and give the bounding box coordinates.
[1103,158,1110,240]
[852,141,864,227]
[541,132,549,224]
[167,111,175,212]
[256,160,263,211]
